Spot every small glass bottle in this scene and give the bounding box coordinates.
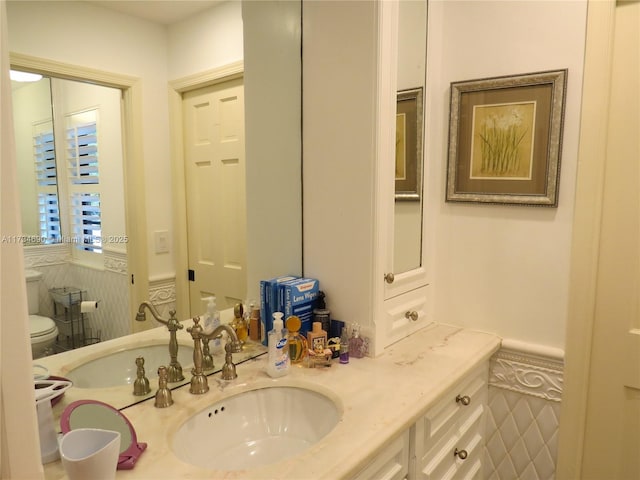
[339,327,349,364]
[286,315,308,364]
[348,322,365,358]
[307,321,328,353]
[233,303,248,343]
[248,300,261,342]
[312,291,331,333]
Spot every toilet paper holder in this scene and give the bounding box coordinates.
[49,287,101,350]
[80,300,100,313]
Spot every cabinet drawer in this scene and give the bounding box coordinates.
[351,430,409,480]
[413,364,489,480]
[382,285,430,348]
[420,407,484,479]
[421,363,488,448]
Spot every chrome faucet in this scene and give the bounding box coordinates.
[187,316,243,394]
[136,301,185,382]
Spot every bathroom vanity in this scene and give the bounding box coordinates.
[40,323,500,479]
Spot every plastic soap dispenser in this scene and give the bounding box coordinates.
[201,296,221,352]
[267,312,290,377]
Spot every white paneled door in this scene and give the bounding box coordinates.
[561,2,640,479]
[183,78,247,313]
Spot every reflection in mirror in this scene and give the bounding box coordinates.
[13,71,130,350]
[65,344,194,389]
[11,0,299,412]
[13,74,125,252]
[394,0,427,274]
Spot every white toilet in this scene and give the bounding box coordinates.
[25,269,59,359]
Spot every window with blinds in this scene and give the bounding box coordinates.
[33,121,61,243]
[66,110,101,253]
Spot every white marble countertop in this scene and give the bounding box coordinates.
[43,323,500,480]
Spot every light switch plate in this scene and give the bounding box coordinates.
[154,230,170,254]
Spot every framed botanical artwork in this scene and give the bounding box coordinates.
[446,70,567,206]
[395,87,423,201]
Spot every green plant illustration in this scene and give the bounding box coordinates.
[471,103,535,178]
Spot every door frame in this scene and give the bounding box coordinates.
[556,1,617,478]
[168,61,244,318]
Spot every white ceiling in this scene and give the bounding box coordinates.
[88,0,224,25]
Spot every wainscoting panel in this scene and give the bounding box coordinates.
[148,276,177,321]
[484,344,564,480]
[25,246,129,345]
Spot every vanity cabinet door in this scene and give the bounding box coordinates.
[382,285,430,348]
[371,0,431,355]
[351,430,410,480]
[412,363,489,480]
[302,0,431,356]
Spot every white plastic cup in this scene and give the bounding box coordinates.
[59,428,121,480]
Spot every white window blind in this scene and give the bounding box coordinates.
[33,121,60,243]
[66,110,101,253]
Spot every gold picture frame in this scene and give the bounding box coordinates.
[395,87,423,201]
[446,70,567,206]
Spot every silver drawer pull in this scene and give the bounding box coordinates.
[454,448,468,460]
[455,394,471,406]
[384,272,395,284]
[404,310,418,322]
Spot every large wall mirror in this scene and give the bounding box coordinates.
[393,0,427,274]
[9,0,302,387]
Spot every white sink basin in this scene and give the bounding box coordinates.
[66,344,194,388]
[172,386,342,470]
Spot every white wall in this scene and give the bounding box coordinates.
[242,0,302,302]
[168,0,243,79]
[302,0,378,336]
[426,0,588,349]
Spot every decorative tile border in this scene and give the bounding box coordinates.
[23,244,71,267]
[148,276,176,306]
[103,248,127,275]
[489,343,564,402]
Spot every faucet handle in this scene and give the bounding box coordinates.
[221,342,238,380]
[187,316,202,336]
[154,366,173,408]
[169,310,184,329]
[133,356,151,396]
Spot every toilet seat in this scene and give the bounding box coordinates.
[29,314,58,338]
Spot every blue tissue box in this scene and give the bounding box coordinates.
[279,277,320,336]
[260,275,299,345]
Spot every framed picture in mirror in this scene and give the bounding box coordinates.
[446,69,567,207]
[395,87,423,201]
